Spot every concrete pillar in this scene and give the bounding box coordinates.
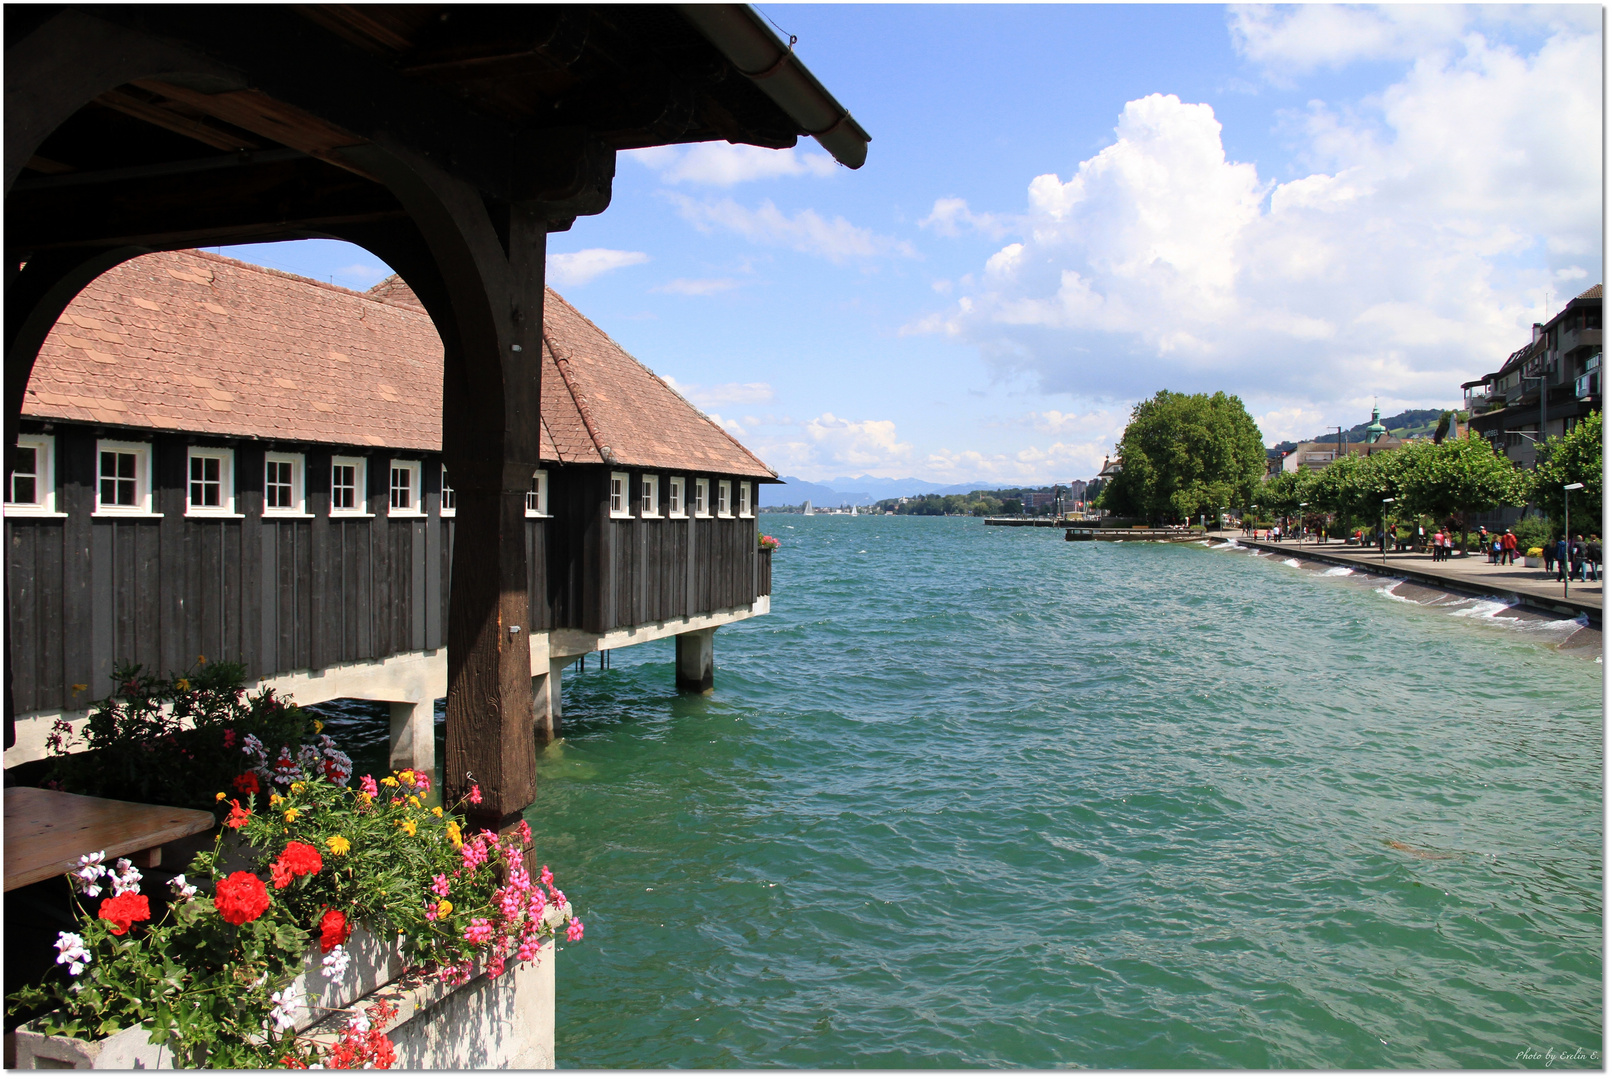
[532,657,568,743]
[389,700,435,775]
[675,627,715,694]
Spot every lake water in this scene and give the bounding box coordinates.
[322,515,1605,1068]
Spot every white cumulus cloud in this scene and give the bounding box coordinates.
[663,376,776,411]
[919,197,1013,239]
[547,249,650,287]
[917,21,1601,418]
[651,278,741,296]
[625,143,838,185]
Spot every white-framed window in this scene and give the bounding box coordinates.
[263,452,304,516]
[440,464,456,516]
[6,434,56,514]
[717,479,732,517]
[95,440,153,514]
[640,474,660,517]
[668,476,686,518]
[331,456,367,516]
[693,478,710,518]
[187,447,235,515]
[739,481,752,518]
[389,459,422,515]
[609,471,630,518]
[526,469,549,517]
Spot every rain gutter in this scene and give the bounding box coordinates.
[675,4,870,169]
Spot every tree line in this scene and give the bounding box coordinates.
[1254,412,1601,544]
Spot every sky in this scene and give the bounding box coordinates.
[217,4,1604,487]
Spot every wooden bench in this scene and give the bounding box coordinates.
[4,787,216,892]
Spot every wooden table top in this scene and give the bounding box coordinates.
[4,787,217,892]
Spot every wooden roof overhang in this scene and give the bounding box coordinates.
[6,5,868,829]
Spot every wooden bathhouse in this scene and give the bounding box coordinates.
[6,249,778,772]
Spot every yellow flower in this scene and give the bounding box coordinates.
[216,791,227,802]
[398,770,415,788]
[290,782,305,795]
[197,655,206,665]
[313,719,325,734]
[436,900,452,918]
[174,678,190,692]
[71,683,88,696]
[400,819,417,837]
[326,836,351,856]
[357,792,373,806]
[284,807,300,823]
[445,821,462,849]
[408,795,420,808]
[269,793,283,808]
[431,806,443,818]
[380,776,399,788]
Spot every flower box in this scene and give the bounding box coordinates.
[13,931,556,1069]
[1523,555,1544,568]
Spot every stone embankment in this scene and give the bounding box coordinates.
[1236,535,1602,627]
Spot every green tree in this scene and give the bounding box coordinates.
[1255,467,1313,521]
[1528,411,1602,536]
[1097,390,1266,524]
[1400,431,1523,550]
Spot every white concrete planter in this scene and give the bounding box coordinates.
[13,930,555,1069]
[1523,555,1544,568]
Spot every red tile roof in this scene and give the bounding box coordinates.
[23,249,776,479]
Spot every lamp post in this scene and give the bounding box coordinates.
[1381,497,1395,564]
[1564,482,1583,598]
[1298,502,1308,544]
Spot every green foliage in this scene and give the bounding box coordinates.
[1528,411,1601,534]
[1097,390,1266,524]
[1400,432,1523,530]
[42,662,318,813]
[1509,515,1555,552]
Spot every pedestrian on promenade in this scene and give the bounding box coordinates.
[1432,528,1444,562]
[1501,529,1518,566]
[1554,536,1569,581]
[1543,537,1555,575]
[1587,536,1602,581]
[1443,531,1454,561]
[1478,526,1490,562]
[1572,535,1587,581]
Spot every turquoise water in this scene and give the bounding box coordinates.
[345,516,1606,1067]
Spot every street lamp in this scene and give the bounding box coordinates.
[1298,502,1308,544]
[1381,497,1395,564]
[1563,482,1584,598]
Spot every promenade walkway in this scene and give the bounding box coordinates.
[1234,535,1603,627]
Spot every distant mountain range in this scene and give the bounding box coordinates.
[762,475,997,507]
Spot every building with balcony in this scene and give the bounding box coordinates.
[1275,406,1406,474]
[1463,285,1602,468]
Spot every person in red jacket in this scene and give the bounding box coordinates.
[1501,528,1518,566]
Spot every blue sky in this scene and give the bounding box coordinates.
[218,4,1603,486]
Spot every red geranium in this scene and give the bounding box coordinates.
[270,841,323,889]
[232,771,260,796]
[98,893,151,936]
[224,798,252,829]
[319,908,350,952]
[214,871,271,925]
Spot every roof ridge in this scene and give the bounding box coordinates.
[184,249,400,307]
[543,329,610,461]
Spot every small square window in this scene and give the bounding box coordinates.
[95,440,152,514]
[264,453,305,515]
[186,448,235,516]
[693,478,709,518]
[441,465,456,516]
[6,435,54,512]
[331,456,367,516]
[717,480,732,517]
[389,459,421,515]
[739,481,752,518]
[668,476,686,517]
[640,474,659,517]
[526,470,549,517]
[609,472,630,517]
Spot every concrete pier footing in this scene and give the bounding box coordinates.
[675,627,715,694]
[532,657,570,742]
[388,700,436,774]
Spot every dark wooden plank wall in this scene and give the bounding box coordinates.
[7,430,771,712]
